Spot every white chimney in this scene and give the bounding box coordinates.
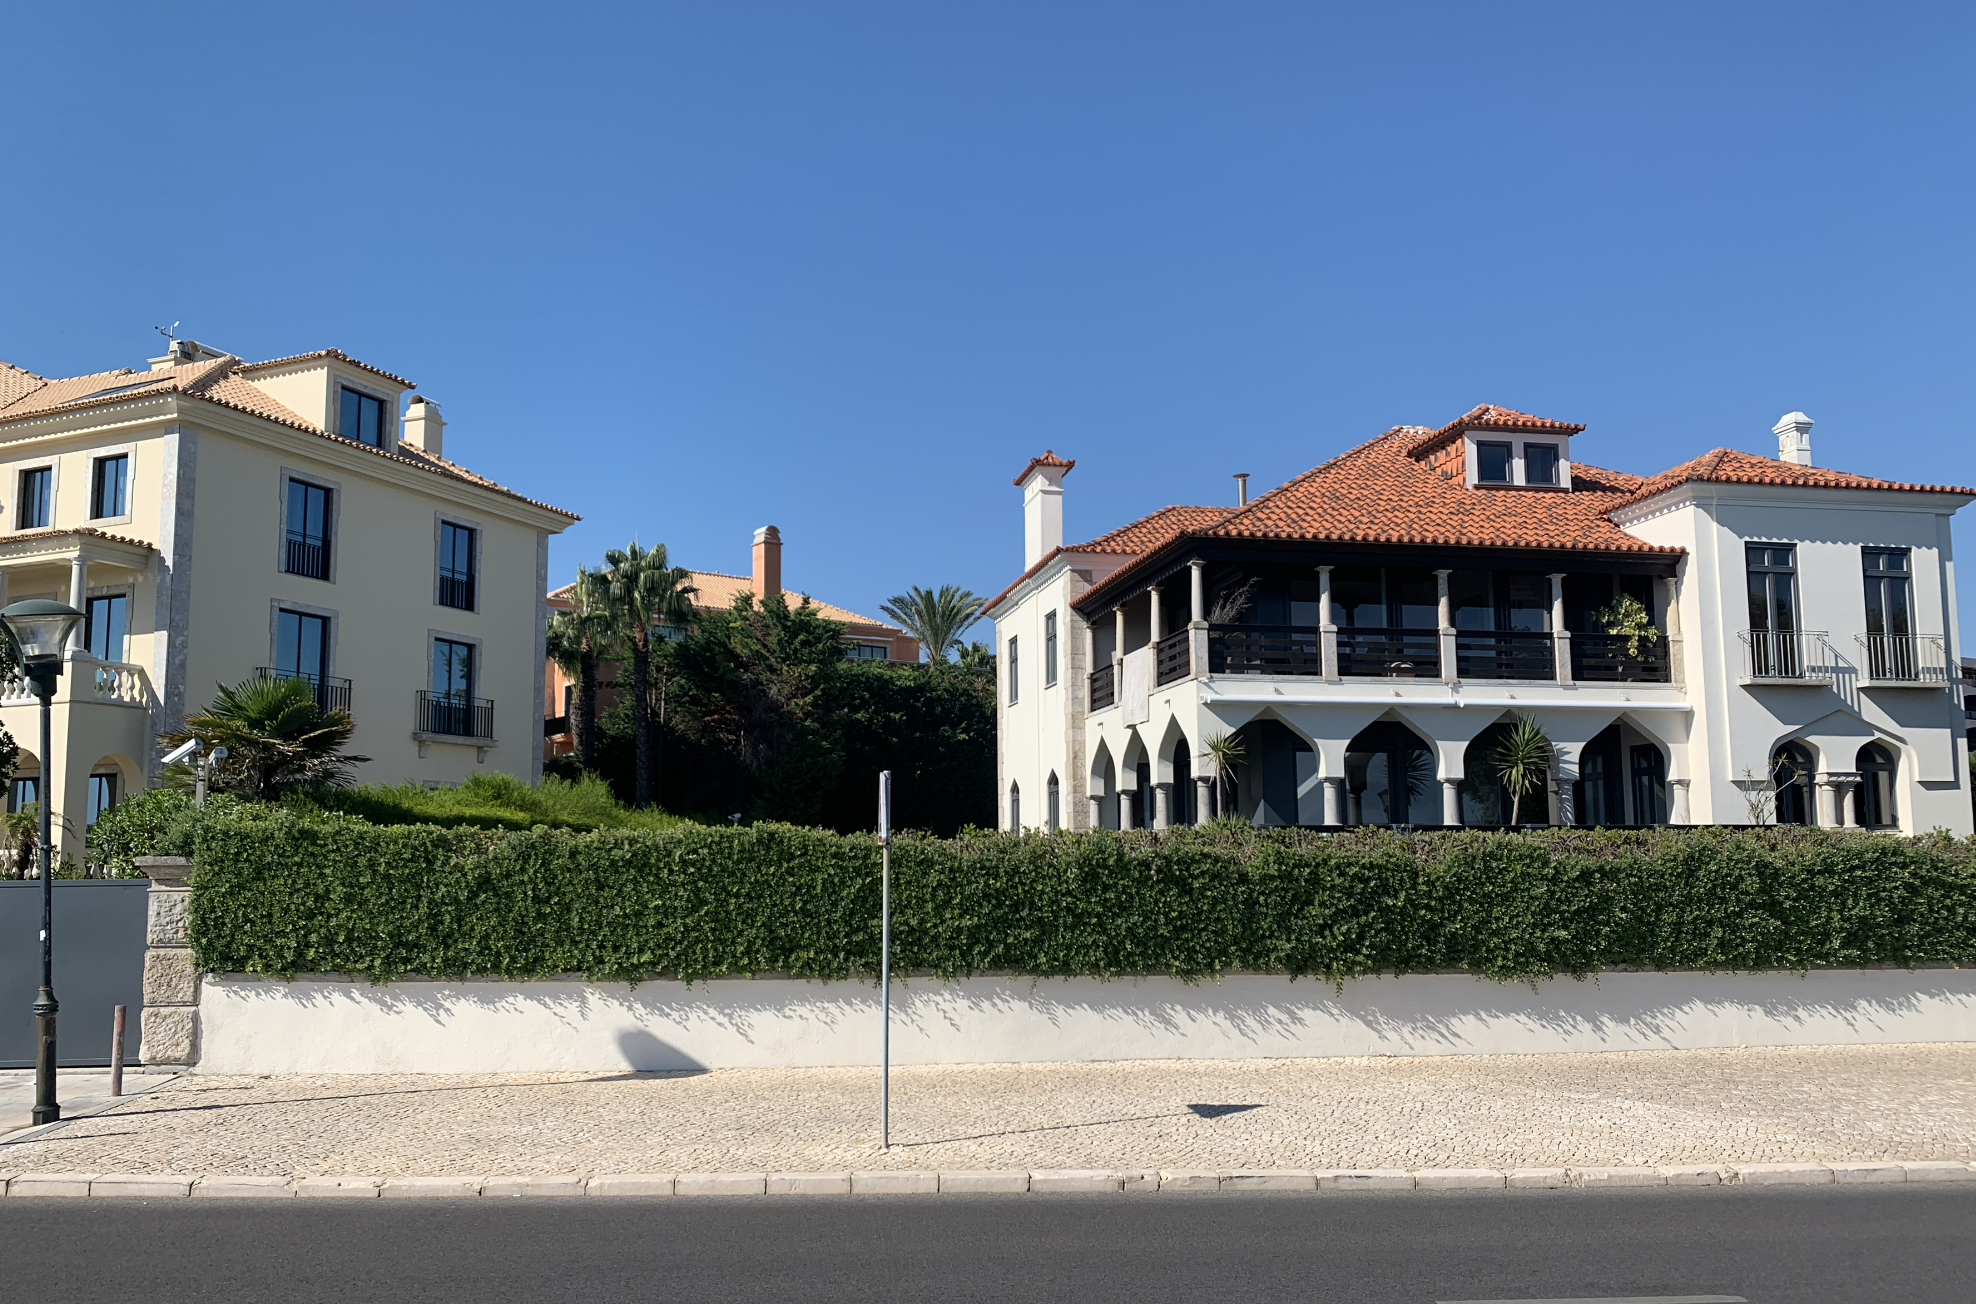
[402,396,445,458]
[1774,411,1814,466]
[1015,452,1074,569]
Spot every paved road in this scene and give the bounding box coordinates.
[4,1186,1971,1303]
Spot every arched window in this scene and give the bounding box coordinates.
[1857,743,1897,829]
[1046,773,1060,831]
[1009,782,1021,832]
[1772,742,1815,825]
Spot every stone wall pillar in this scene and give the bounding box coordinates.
[137,856,199,1069]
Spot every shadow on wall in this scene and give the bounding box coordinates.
[614,1028,707,1073]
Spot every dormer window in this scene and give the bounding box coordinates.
[1525,443,1560,486]
[339,386,387,448]
[1476,442,1514,484]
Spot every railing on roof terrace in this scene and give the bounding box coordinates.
[1454,631,1555,682]
[1572,633,1673,684]
[1335,627,1441,679]
[1208,625,1324,676]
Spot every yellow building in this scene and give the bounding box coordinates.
[0,338,577,864]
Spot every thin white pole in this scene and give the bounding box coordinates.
[878,769,892,1150]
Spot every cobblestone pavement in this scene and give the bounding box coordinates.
[3,1044,1973,1177]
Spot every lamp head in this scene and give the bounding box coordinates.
[0,599,84,674]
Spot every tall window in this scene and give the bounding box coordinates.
[1044,611,1058,687]
[1629,744,1667,826]
[425,637,479,736]
[1862,548,1913,678]
[87,773,118,827]
[340,387,386,448]
[285,480,333,579]
[16,466,51,530]
[9,776,37,813]
[1009,782,1021,831]
[433,638,474,701]
[90,454,129,519]
[276,610,330,683]
[1746,544,1799,676]
[85,594,128,662]
[1771,742,1814,826]
[1857,742,1897,829]
[1046,773,1060,831]
[1007,636,1019,704]
[439,521,477,610]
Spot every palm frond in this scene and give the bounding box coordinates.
[879,585,985,665]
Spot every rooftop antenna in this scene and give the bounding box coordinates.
[155,322,179,342]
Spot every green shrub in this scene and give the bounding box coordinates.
[88,789,248,877]
[184,814,1976,984]
[304,772,687,832]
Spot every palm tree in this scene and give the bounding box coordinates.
[546,567,615,769]
[880,585,986,666]
[161,675,368,800]
[1201,732,1246,821]
[602,542,698,808]
[1492,715,1553,826]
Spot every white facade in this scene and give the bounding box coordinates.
[0,342,576,863]
[988,409,1972,837]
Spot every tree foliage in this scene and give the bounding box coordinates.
[163,675,368,800]
[879,585,985,665]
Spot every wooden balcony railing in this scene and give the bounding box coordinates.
[1454,631,1555,681]
[1208,625,1325,676]
[1572,633,1673,684]
[1088,663,1116,710]
[1155,629,1192,685]
[1335,627,1441,678]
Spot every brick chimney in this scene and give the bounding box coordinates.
[401,396,445,458]
[1774,411,1814,466]
[752,526,782,599]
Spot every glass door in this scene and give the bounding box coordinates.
[1746,545,1799,676]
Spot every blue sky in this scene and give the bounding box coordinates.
[3,4,1972,637]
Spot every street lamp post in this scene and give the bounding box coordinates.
[0,599,85,1126]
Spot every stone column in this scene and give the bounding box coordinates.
[1668,777,1691,825]
[1113,608,1126,675]
[1119,784,1137,830]
[1323,776,1345,827]
[1346,789,1362,825]
[137,857,199,1068]
[1441,778,1462,827]
[1195,776,1213,824]
[1148,588,1162,644]
[1435,569,1457,684]
[1318,565,1340,682]
[1550,573,1572,684]
[1815,777,1840,827]
[68,554,88,653]
[1840,777,1861,828]
[1189,561,1205,624]
[1154,782,1172,830]
[1089,794,1104,829]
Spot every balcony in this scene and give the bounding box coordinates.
[1455,631,1554,681]
[1155,629,1192,686]
[439,571,476,611]
[1209,625,1325,676]
[255,667,353,716]
[544,714,570,738]
[284,533,330,581]
[1856,633,1949,686]
[1572,633,1673,684]
[1739,629,1831,684]
[1088,663,1116,711]
[417,690,494,740]
[1335,627,1440,678]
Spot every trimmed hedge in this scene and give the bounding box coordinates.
[186,810,1976,984]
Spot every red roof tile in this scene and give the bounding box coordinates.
[1624,448,1976,504]
[1406,403,1586,459]
[1012,449,1076,486]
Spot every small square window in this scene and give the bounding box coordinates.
[1525,443,1560,486]
[1475,442,1513,484]
[340,387,387,448]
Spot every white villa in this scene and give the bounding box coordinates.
[986,406,1973,835]
[0,338,577,863]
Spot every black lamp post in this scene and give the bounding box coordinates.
[0,599,84,1126]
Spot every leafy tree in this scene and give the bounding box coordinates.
[601,542,697,808]
[162,675,368,800]
[545,566,617,770]
[1492,715,1552,826]
[880,585,985,665]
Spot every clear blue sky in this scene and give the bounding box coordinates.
[3,4,1972,638]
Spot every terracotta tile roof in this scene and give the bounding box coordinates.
[237,348,415,389]
[1624,448,1976,504]
[0,353,576,522]
[1012,449,1076,486]
[0,526,158,552]
[1079,504,1233,553]
[550,570,904,635]
[1406,403,1586,459]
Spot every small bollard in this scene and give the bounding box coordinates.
[110,1004,127,1097]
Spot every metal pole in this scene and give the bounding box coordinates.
[31,676,58,1124]
[110,1004,126,1097]
[195,756,208,810]
[878,769,891,1150]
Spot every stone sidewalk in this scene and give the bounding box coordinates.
[2,1043,1973,1178]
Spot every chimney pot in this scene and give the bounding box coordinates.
[1773,411,1814,467]
[401,396,445,458]
[1234,473,1250,506]
[752,525,783,599]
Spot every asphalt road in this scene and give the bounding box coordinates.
[3,1186,1970,1303]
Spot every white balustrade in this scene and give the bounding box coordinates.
[90,659,155,709]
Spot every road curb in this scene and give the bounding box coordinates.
[5,1160,1972,1198]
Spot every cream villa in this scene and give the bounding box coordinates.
[986,406,1973,835]
[0,338,577,863]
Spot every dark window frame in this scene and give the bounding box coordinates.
[84,592,129,662]
[1044,611,1058,687]
[1524,442,1561,486]
[339,386,388,448]
[16,465,52,530]
[284,479,334,581]
[438,520,478,610]
[89,453,129,520]
[1007,635,1019,704]
[1475,441,1514,484]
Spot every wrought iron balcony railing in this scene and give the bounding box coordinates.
[1739,629,1829,681]
[418,689,494,739]
[1856,632,1949,684]
[255,667,353,715]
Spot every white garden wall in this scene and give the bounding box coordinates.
[192,969,1976,1074]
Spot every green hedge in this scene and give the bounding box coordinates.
[185,810,1976,984]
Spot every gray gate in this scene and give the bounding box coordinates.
[0,880,148,1067]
